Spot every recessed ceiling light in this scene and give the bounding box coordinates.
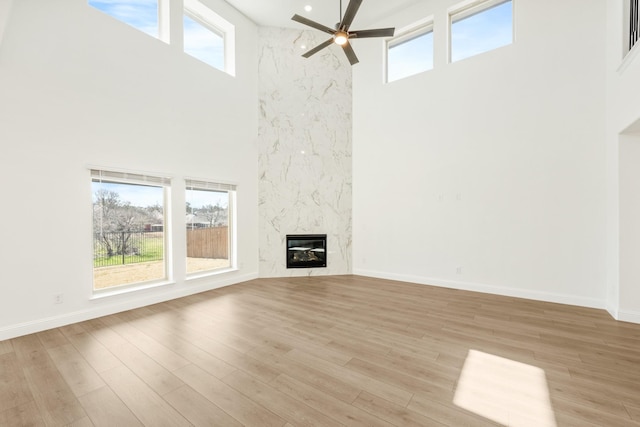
[300,44,307,50]
[304,5,312,12]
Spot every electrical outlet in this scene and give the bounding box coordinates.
[53,294,64,304]
[456,267,463,275]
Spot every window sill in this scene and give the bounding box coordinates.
[186,267,238,282]
[90,279,175,300]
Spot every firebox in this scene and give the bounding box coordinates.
[286,234,327,268]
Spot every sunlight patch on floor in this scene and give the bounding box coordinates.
[453,350,557,427]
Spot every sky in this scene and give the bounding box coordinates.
[183,14,225,70]
[89,0,158,37]
[388,31,434,82]
[451,1,513,63]
[92,181,228,209]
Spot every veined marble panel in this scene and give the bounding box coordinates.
[258,27,352,277]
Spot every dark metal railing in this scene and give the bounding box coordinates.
[93,230,164,268]
[631,0,639,51]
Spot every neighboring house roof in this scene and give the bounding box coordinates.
[185,214,212,225]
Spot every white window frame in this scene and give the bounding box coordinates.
[448,0,514,63]
[183,0,236,76]
[90,168,173,296]
[185,178,237,278]
[385,17,435,83]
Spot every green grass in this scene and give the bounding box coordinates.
[94,233,164,268]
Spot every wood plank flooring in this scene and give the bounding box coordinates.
[1,275,640,426]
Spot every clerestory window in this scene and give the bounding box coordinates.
[88,0,235,75]
[183,0,236,75]
[88,0,168,42]
[449,0,513,63]
[386,20,434,83]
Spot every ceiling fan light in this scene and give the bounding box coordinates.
[334,31,348,45]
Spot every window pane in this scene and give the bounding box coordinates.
[186,188,231,274]
[183,14,224,70]
[388,30,434,82]
[451,1,513,62]
[89,0,159,38]
[92,180,166,290]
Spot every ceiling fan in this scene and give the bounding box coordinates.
[291,0,395,65]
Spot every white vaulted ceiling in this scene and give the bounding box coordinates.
[222,0,423,29]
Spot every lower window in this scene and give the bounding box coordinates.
[91,169,170,291]
[185,179,235,275]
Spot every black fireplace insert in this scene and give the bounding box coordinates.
[286,234,327,268]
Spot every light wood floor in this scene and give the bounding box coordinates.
[2,275,640,426]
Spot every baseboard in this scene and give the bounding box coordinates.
[0,272,258,341]
[617,309,640,324]
[606,302,619,321]
[353,268,605,310]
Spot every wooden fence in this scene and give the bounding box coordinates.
[186,227,229,259]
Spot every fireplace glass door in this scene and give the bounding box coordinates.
[286,234,327,268]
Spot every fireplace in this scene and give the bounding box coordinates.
[286,234,327,268]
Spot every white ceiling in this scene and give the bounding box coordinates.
[222,0,422,29]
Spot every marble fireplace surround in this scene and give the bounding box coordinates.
[258,27,353,277]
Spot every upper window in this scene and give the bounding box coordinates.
[89,0,165,41]
[450,0,513,63]
[183,14,224,70]
[386,22,434,83]
[185,179,236,276]
[89,0,235,75]
[91,169,171,291]
[183,0,236,75]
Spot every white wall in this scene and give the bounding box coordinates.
[352,0,608,307]
[619,131,640,323]
[0,0,13,46]
[257,27,353,277]
[0,0,259,340]
[606,1,640,323]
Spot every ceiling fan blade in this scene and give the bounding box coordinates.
[303,38,335,58]
[350,28,395,39]
[340,0,363,31]
[342,41,359,65]
[291,14,336,35]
